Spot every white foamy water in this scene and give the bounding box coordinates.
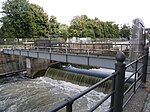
[0,76,110,112]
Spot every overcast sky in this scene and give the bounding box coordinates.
[0,0,150,28]
[28,0,150,28]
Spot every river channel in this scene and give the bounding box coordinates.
[0,74,110,112]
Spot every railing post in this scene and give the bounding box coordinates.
[141,45,149,83]
[87,49,89,56]
[37,46,39,51]
[113,51,126,112]
[66,45,68,54]
[49,47,51,52]
[66,97,73,112]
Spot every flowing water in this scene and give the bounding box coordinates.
[0,74,110,112]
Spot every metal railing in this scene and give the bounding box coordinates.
[2,43,140,57]
[21,43,131,57]
[49,74,116,112]
[48,45,149,112]
[32,46,126,57]
[123,46,149,108]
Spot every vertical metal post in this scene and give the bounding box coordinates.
[66,45,68,54]
[121,45,122,51]
[93,44,94,53]
[113,51,126,112]
[66,104,72,112]
[80,43,81,53]
[66,97,73,112]
[13,45,14,50]
[141,45,149,83]
[134,61,138,93]
[110,72,115,110]
[87,49,89,56]
[37,46,39,51]
[49,47,51,52]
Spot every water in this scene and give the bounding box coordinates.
[0,75,110,112]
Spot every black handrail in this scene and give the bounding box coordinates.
[125,55,145,69]
[88,91,115,112]
[49,74,116,112]
[123,46,149,109]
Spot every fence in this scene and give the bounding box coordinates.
[25,43,130,58]
[48,45,149,112]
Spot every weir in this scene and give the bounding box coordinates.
[62,65,134,83]
[45,67,113,92]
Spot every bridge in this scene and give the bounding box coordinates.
[2,42,141,74]
[3,47,118,69]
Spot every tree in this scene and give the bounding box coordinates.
[68,15,94,38]
[120,24,131,40]
[68,15,120,40]
[49,15,60,35]
[0,16,15,38]
[59,24,69,40]
[29,3,50,38]
[1,0,50,38]
[112,24,120,38]
[1,0,29,38]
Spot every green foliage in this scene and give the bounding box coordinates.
[120,24,131,40]
[68,15,120,40]
[1,0,29,38]
[29,3,50,38]
[0,0,49,38]
[49,15,60,35]
[59,24,69,40]
[0,0,130,41]
[0,18,15,38]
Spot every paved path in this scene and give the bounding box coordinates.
[143,93,150,112]
[123,74,150,112]
[143,77,150,112]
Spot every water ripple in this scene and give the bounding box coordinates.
[0,76,110,112]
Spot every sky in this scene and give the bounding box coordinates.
[0,0,150,28]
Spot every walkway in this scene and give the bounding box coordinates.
[123,74,150,112]
[143,75,150,112]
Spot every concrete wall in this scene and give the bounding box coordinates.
[0,54,25,75]
[0,53,61,78]
[26,58,51,78]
